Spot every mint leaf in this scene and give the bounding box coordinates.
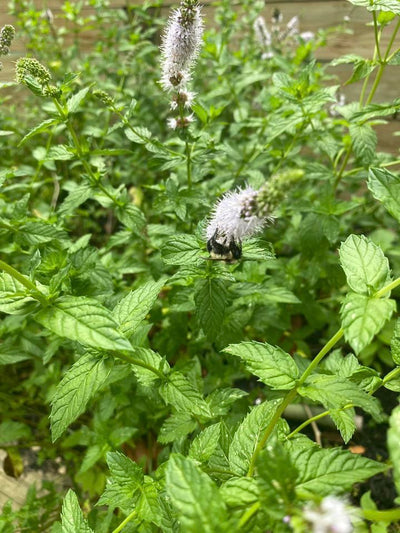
[158,412,197,444]
[286,444,386,496]
[340,293,396,354]
[299,374,382,421]
[195,278,228,341]
[368,167,400,223]
[162,234,201,266]
[36,296,133,352]
[189,423,221,463]
[225,341,299,390]
[349,123,377,164]
[388,406,400,498]
[130,347,168,387]
[347,0,400,14]
[61,490,93,533]
[113,279,165,338]
[219,477,259,507]
[229,400,280,476]
[0,272,35,314]
[67,87,90,114]
[339,235,391,295]
[329,408,357,444]
[391,319,400,365]
[166,454,228,533]
[50,353,112,441]
[159,372,211,417]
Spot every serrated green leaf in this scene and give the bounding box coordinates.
[349,123,377,164]
[159,372,211,418]
[189,423,221,463]
[50,353,112,441]
[0,421,31,446]
[339,234,391,295]
[67,87,90,114]
[219,477,259,507]
[136,478,161,525]
[162,234,201,266]
[106,451,143,489]
[391,319,400,365]
[368,167,400,223]
[115,204,146,234]
[113,279,165,337]
[329,408,357,443]
[340,293,396,354]
[130,347,169,386]
[158,412,197,444]
[0,272,35,314]
[195,278,228,341]
[36,296,134,352]
[229,400,280,476]
[206,388,248,417]
[58,184,93,215]
[125,126,152,144]
[347,0,400,13]
[388,406,400,497]
[299,372,382,419]
[225,341,299,390]
[166,454,228,533]
[46,145,75,160]
[61,490,93,533]
[286,444,386,496]
[18,118,58,146]
[19,221,67,245]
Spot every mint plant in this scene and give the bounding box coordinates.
[0,0,400,531]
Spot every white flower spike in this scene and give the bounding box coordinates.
[303,496,353,533]
[160,1,204,92]
[206,187,269,260]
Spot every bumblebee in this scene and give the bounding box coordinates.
[206,231,242,261]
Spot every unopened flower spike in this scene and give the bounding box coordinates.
[0,25,15,72]
[206,186,270,261]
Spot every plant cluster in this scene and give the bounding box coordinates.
[0,0,400,531]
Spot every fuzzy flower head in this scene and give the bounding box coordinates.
[160,1,204,92]
[303,496,353,533]
[206,187,269,260]
[253,16,272,49]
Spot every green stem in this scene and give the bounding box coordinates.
[239,502,260,528]
[185,140,192,190]
[111,509,137,533]
[362,508,400,523]
[0,259,48,306]
[116,352,166,380]
[384,19,400,61]
[375,275,400,298]
[372,11,382,62]
[334,147,351,189]
[299,328,345,384]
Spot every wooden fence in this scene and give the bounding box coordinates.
[0,0,399,150]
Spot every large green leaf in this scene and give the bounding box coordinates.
[339,234,391,295]
[166,454,228,533]
[368,167,400,223]
[229,400,280,476]
[159,372,211,418]
[130,347,169,387]
[340,292,396,354]
[189,423,221,463]
[219,477,259,507]
[388,406,400,498]
[50,353,112,441]
[347,0,400,14]
[113,279,165,338]
[225,341,299,389]
[286,444,386,496]
[391,319,400,365]
[299,374,382,421]
[162,234,201,266]
[36,296,133,352]
[349,122,377,164]
[0,272,35,314]
[195,278,228,341]
[61,490,93,533]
